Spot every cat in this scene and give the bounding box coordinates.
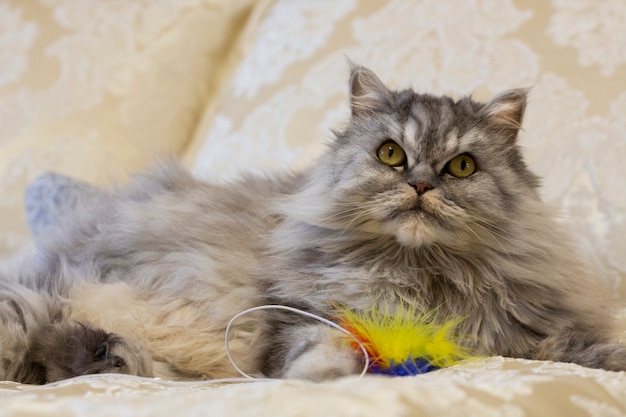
[1,65,625,383]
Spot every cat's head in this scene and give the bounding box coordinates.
[281,66,540,250]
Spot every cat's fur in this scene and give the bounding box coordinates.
[0,281,152,382]
[1,66,625,383]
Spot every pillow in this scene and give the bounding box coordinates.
[0,0,256,257]
[183,0,626,302]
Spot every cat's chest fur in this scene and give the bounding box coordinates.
[261,216,567,358]
[265,224,492,311]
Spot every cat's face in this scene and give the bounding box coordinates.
[285,67,540,250]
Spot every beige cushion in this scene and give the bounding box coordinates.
[0,0,255,256]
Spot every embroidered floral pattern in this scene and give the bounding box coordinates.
[0,3,37,89]
[549,0,626,76]
[0,0,254,255]
[231,0,357,99]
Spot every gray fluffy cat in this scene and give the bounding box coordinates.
[1,66,625,383]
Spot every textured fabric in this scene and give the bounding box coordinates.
[0,0,255,256]
[185,0,626,302]
[0,357,624,417]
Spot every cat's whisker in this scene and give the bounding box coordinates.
[455,219,516,261]
[318,203,380,226]
[318,208,367,225]
[338,207,382,235]
[471,220,518,248]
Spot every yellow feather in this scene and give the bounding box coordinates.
[337,305,474,369]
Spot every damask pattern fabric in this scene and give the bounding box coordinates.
[0,0,255,256]
[0,357,624,417]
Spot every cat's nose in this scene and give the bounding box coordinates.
[408,182,433,195]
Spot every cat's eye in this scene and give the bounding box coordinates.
[377,140,406,168]
[446,154,476,178]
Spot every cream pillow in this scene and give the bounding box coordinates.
[0,0,255,256]
[185,0,626,301]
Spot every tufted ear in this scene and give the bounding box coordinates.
[480,88,529,143]
[349,65,393,117]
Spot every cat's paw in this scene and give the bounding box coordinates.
[29,321,154,382]
[537,333,626,371]
[586,343,626,371]
[281,326,362,381]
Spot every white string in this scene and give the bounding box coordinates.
[225,305,370,380]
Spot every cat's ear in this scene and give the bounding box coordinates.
[349,66,393,117]
[480,88,529,143]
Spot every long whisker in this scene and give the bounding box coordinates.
[338,206,382,235]
[472,219,517,247]
[317,198,386,224]
[318,204,375,224]
[450,217,515,261]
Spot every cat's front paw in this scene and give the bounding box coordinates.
[280,326,362,381]
[28,321,154,382]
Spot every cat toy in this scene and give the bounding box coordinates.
[226,304,474,379]
[335,305,474,376]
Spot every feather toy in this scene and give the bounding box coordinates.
[336,306,474,376]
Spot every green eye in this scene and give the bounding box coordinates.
[446,154,476,178]
[377,140,406,167]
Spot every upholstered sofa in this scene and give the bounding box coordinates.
[0,1,624,415]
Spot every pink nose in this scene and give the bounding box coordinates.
[409,182,433,195]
